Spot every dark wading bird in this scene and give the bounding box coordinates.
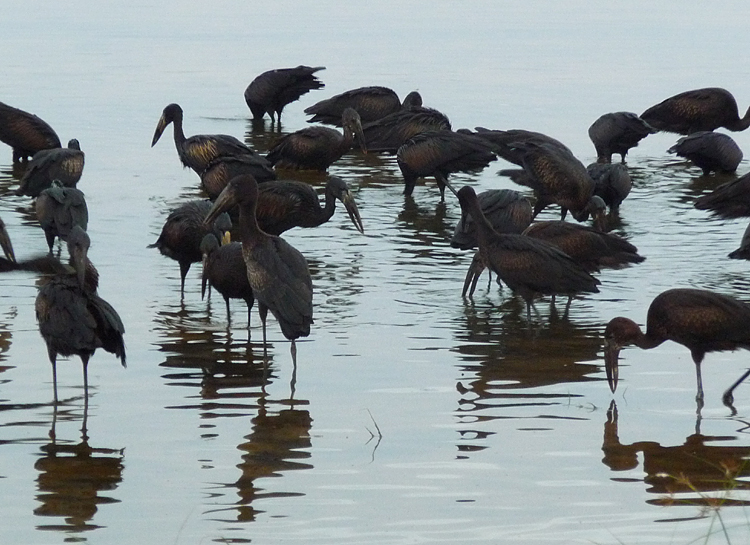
[305,86,421,126]
[361,105,451,154]
[500,141,606,229]
[200,233,254,328]
[640,87,750,134]
[457,185,600,319]
[200,154,277,200]
[472,127,570,166]
[604,288,750,412]
[244,65,325,124]
[450,188,532,250]
[35,180,89,253]
[151,103,267,175]
[266,107,367,171]
[522,221,645,272]
[204,174,313,370]
[667,131,743,175]
[35,226,126,406]
[586,162,632,216]
[149,200,232,297]
[257,176,364,235]
[694,172,750,218]
[0,100,61,162]
[396,130,497,201]
[729,221,750,260]
[16,139,85,197]
[587,112,656,163]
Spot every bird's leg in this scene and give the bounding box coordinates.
[259,304,268,361]
[694,360,705,404]
[722,368,750,409]
[560,207,569,221]
[179,261,190,297]
[49,350,58,405]
[82,354,90,412]
[225,299,231,325]
[290,340,298,400]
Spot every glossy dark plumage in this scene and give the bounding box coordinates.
[149,200,232,296]
[523,221,644,272]
[694,172,750,218]
[588,112,656,163]
[473,127,570,166]
[204,175,313,364]
[35,226,126,403]
[244,66,325,123]
[728,221,750,260]
[501,141,605,228]
[396,130,496,200]
[200,154,277,200]
[35,180,89,253]
[586,162,632,215]
[16,139,84,198]
[0,100,61,162]
[200,234,254,327]
[257,176,364,235]
[457,185,600,317]
[450,188,532,250]
[667,131,743,175]
[305,86,420,126]
[266,107,366,171]
[641,87,750,134]
[361,105,452,154]
[604,288,750,408]
[151,103,264,175]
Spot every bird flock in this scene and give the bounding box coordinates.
[1,66,750,423]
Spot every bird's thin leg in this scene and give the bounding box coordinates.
[694,360,705,403]
[225,299,231,325]
[722,368,750,408]
[179,261,190,297]
[290,340,298,400]
[259,304,268,361]
[50,401,58,441]
[246,304,252,341]
[49,351,58,405]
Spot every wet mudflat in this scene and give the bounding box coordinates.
[2,1,750,544]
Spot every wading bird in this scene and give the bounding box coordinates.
[450,188,532,250]
[361,105,451,153]
[457,185,600,318]
[200,233,254,328]
[266,107,366,171]
[641,87,750,134]
[588,112,656,163]
[667,131,743,175]
[305,86,420,125]
[604,288,750,410]
[586,162,632,216]
[151,103,265,175]
[256,176,364,235]
[35,180,89,253]
[35,226,126,405]
[473,127,570,166]
[244,65,325,124]
[396,130,497,201]
[694,172,750,218]
[16,139,85,197]
[149,200,232,296]
[200,154,277,200]
[0,100,60,162]
[204,175,313,368]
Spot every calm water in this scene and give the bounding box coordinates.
[2,1,750,544]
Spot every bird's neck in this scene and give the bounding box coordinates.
[727,106,750,131]
[634,329,664,350]
[172,116,186,146]
[238,205,264,246]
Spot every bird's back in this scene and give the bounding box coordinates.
[305,86,400,125]
[641,88,737,133]
[0,101,61,158]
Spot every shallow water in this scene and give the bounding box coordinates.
[2,1,750,544]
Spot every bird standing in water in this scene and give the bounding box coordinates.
[151,103,267,175]
[667,131,743,175]
[35,180,89,253]
[641,87,750,134]
[204,175,313,373]
[35,226,126,406]
[244,65,325,124]
[604,288,750,411]
[587,112,656,163]
[266,107,367,171]
[305,86,419,125]
[0,100,61,162]
[16,139,85,198]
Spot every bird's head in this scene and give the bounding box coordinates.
[603,316,642,393]
[204,174,258,227]
[402,91,423,109]
[342,108,367,155]
[328,176,364,234]
[152,103,182,147]
[67,225,90,289]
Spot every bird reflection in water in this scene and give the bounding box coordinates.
[453,303,601,453]
[34,406,124,534]
[602,401,750,518]
[0,306,17,372]
[207,394,313,523]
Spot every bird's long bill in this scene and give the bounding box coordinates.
[151,115,168,147]
[341,192,364,233]
[200,256,209,300]
[0,224,15,262]
[604,339,620,393]
[204,186,237,227]
[70,243,88,290]
[353,123,368,155]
